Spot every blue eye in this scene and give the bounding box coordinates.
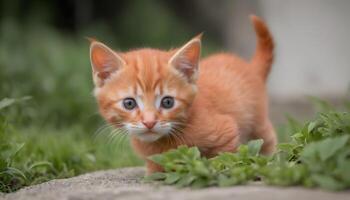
[161,96,174,109]
[123,98,137,110]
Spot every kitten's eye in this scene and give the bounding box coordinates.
[123,98,137,110]
[161,96,175,109]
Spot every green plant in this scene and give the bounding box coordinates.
[146,108,350,190]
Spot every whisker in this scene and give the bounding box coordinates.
[169,127,185,146]
[170,121,195,130]
[108,128,128,148]
[93,123,113,139]
[119,133,129,154]
[168,132,177,147]
[171,125,193,146]
[116,130,128,147]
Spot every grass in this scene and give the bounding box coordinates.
[0,98,142,193]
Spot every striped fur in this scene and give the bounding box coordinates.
[90,16,277,174]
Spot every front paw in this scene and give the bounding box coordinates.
[146,160,164,175]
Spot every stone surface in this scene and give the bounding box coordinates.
[2,167,349,200]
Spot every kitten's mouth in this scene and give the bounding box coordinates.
[146,130,157,134]
[132,131,166,142]
[126,123,172,142]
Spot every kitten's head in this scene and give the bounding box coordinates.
[90,35,201,142]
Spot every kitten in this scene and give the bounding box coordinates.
[89,15,277,174]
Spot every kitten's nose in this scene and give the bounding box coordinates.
[142,111,156,129]
[142,121,156,129]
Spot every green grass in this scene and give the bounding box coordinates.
[0,106,141,194]
[146,99,350,190]
[0,99,142,193]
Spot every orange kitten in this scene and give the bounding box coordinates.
[89,15,277,174]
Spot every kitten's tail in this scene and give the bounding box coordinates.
[250,15,274,81]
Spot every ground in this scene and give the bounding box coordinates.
[2,167,349,200]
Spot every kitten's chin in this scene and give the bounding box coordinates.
[132,132,165,143]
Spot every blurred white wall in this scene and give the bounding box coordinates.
[225,0,350,100]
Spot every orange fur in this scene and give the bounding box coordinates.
[89,15,277,174]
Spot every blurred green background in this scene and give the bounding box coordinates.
[0,0,222,192]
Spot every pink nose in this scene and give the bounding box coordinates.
[142,121,156,129]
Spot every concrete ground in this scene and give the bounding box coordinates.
[2,167,349,200]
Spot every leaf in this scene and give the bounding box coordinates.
[8,143,25,159]
[237,145,248,155]
[0,97,32,111]
[300,143,318,161]
[148,154,165,165]
[301,135,350,163]
[318,135,349,161]
[144,172,166,181]
[0,98,16,111]
[247,139,263,156]
[4,167,27,181]
[277,143,294,152]
[334,148,350,174]
[218,174,239,187]
[176,175,196,187]
[28,161,53,170]
[191,178,210,188]
[164,173,180,184]
[192,160,210,176]
[335,160,350,183]
[311,174,346,190]
[307,122,317,133]
[291,132,304,140]
[188,147,201,159]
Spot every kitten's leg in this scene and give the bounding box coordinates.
[146,160,164,175]
[252,120,277,154]
[210,133,240,157]
[206,116,241,157]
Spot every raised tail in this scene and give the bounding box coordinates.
[250,15,274,81]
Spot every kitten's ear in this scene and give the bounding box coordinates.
[89,41,126,87]
[169,34,202,83]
